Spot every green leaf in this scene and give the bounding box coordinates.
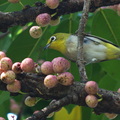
[99,60,120,90]
[55,16,79,34]
[98,73,117,91]
[0,1,9,11]
[0,33,12,51]
[0,91,10,105]
[114,115,120,120]
[27,26,55,60]
[86,63,106,83]
[82,107,92,120]
[90,113,107,120]
[0,91,10,119]
[64,104,76,114]
[0,0,7,4]
[91,9,120,45]
[6,28,37,62]
[4,3,22,12]
[70,62,80,81]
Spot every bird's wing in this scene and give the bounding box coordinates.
[84,34,119,47]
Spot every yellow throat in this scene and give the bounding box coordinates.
[47,33,70,54]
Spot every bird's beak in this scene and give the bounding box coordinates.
[44,43,50,50]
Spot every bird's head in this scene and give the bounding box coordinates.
[44,33,70,54]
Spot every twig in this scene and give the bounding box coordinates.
[25,87,120,120]
[28,95,76,120]
[77,0,91,82]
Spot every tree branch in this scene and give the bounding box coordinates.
[1,73,120,117]
[0,0,120,32]
[28,95,75,120]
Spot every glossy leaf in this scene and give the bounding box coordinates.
[91,9,120,45]
[6,28,37,62]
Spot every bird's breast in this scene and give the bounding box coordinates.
[65,35,78,61]
[65,35,108,63]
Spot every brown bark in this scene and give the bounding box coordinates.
[0,0,120,32]
[1,73,120,116]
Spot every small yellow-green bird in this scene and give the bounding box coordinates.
[45,33,120,64]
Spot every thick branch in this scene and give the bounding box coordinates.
[28,91,120,120]
[0,0,120,32]
[0,73,120,115]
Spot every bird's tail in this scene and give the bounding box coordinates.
[105,43,120,60]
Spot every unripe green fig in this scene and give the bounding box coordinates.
[29,26,42,38]
[24,96,37,107]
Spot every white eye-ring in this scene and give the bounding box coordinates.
[50,36,56,42]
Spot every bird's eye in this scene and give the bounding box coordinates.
[50,36,56,42]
